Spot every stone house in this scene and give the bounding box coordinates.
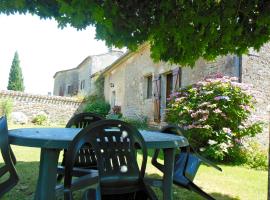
[53,50,123,96]
[98,43,269,145]
[100,44,240,122]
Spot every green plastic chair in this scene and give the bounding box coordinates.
[151,125,222,200]
[57,112,104,182]
[70,119,158,199]
[55,117,102,199]
[0,116,19,198]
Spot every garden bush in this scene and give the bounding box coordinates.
[83,95,110,117]
[229,141,268,170]
[32,114,48,125]
[0,98,13,118]
[166,75,263,162]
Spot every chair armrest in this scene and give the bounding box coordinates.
[194,153,222,172]
[55,171,99,195]
[10,148,16,165]
[57,166,98,177]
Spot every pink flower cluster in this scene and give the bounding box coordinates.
[222,127,232,136]
[240,105,251,112]
[213,108,222,113]
[184,124,212,130]
[190,109,209,118]
[198,102,211,107]
[214,96,230,101]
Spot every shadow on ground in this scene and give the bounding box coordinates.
[147,173,240,200]
[2,162,239,200]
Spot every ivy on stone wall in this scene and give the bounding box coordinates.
[83,74,110,117]
[93,73,105,100]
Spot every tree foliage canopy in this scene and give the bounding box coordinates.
[7,51,25,91]
[1,1,270,66]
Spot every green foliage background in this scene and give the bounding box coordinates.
[1,1,270,66]
[0,98,13,118]
[7,51,25,91]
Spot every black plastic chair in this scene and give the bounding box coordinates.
[70,119,158,200]
[151,125,222,200]
[57,112,104,182]
[0,116,19,198]
[55,132,101,200]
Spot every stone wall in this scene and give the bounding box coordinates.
[0,90,84,124]
[182,55,240,87]
[242,43,270,146]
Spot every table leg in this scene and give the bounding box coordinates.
[163,148,175,200]
[34,148,60,200]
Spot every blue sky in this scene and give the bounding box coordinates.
[0,14,109,95]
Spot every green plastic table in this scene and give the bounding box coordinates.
[9,128,189,200]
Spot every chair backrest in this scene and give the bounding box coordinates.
[64,119,147,188]
[66,112,104,128]
[0,116,19,197]
[66,112,104,167]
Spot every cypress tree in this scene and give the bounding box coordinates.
[7,51,25,91]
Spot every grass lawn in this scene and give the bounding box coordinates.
[0,124,267,200]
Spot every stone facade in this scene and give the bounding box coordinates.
[0,90,84,124]
[103,44,239,123]
[53,50,123,96]
[241,43,270,146]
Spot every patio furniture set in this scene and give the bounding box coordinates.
[0,113,221,200]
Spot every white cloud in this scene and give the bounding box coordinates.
[0,13,108,94]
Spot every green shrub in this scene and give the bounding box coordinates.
[166,75,263,162]
[84,95,110,117]
[225,141,268,170]
[32,114,48,125]
[0,98,13,118]
[242,141,267,170]
[121,116,148,130]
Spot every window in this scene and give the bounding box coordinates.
[146,75,152,99]
[80,80,85,90]
[166,73,173,99]
[111,91,116,107]
[67,85,72,95]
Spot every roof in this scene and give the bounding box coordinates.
[53,50,124,78]
[93,43,149,78]
[53,56,91,78]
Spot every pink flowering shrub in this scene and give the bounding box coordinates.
[166,75,263,161]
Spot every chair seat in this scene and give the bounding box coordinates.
[174,153,202,183]
[152,125,221,200]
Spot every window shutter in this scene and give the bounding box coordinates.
[153,75,161,122]
[172,67,181,91]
